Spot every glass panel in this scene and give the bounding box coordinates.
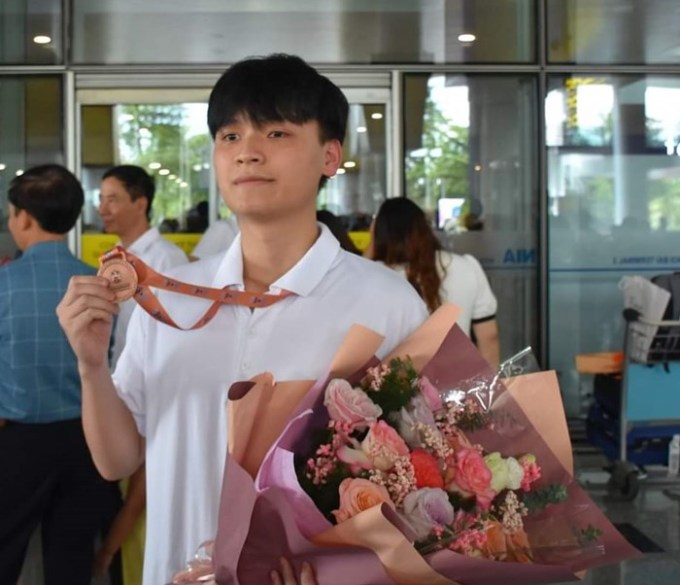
[81,96,388,259]
[0,0,63,64]
[548,0,680,65]
[0,76,63,260]
[80,103,212,262]
[547,74,680,417]
[72,0,535,65]
[319,102,387,236]
[404,73,539,361]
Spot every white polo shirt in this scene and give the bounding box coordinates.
[387,250,497,334]
[111,227,188,365]
[438,251,497,334]
[113,224,428,585]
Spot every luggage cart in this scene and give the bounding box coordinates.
[585,309,680,500]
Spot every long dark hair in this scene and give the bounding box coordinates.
[371,198,442,313]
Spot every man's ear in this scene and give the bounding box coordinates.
[322,139,343,178]
[134,196,149,217]
[14,207,32,231]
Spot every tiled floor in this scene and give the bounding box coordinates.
[19,453,680,585]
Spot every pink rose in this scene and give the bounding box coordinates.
[331,478,394,523]
[417,376,443,412]
[361,420,410,471]
[445,447,495,509]
[324,379,383,428]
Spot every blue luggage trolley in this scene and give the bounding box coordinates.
[586,309,680,499]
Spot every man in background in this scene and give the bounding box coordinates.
[98,165,188,364]
[0,164,119,585]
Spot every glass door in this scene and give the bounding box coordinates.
[76,84,390,263]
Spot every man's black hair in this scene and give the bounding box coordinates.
[208,54,348,189]
[8,164,84,234]
[208,54,348,143]
[102,165,155,221]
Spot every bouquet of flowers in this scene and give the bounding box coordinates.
[174,305,638,585]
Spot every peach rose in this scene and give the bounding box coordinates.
[445,447,495,509]
[324,379,382,428]
[331,478,394,523]
[361,420,410,471]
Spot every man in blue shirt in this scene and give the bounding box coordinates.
[0,165,119,585]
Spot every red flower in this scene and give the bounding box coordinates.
[410,449,444,489]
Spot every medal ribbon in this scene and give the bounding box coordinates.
[99,246,293,330]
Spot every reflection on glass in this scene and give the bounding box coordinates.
[404,73,538,361]
[318,103,386,232]
[547,75,680,417]
[0,77,63,259]
[0,0,63,64]
[80,103,211,235]
[548,0,680,65]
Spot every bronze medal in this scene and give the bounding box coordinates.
[98,257,138,302]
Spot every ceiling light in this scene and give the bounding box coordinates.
[193,164,202,171]
[458,33,476,43]
[180,181,188,187]
[336,168,346,175]
[357,126,367,133]
[148,162,161,170]
[158,169,170,176]
[33,35,51,45]
[15,169,24,176]
[371,113,383,120]
[0,163,6,171]
[474,164,482,171]
[343,161,357,168]
[168,174,176,180]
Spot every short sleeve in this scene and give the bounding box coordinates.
[464,254,498,322]
[112,306,149,436]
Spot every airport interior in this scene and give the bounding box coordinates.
[2,1,680,584]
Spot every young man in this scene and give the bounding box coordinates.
[57,54,428,585]
[0,165,119,585]
[99,164,188,364]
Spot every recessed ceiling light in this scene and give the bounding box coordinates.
[148,162,161,170]
[357,126,367,133]
[371,113,383,120]
[0,163,6,171]
[158,169,170,176]
[458,33,476,43]
[33,35,51,45]
[343,161,357,168]
[336,168,346,175]
[16,169,24,176]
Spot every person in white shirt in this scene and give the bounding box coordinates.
[98,165,188,365]
[367,197,500,368]
[189,214,239,260]
[57,55,427,585]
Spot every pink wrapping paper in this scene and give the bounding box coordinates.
[211,305,640,585]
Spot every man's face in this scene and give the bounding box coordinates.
[98,176,146,237]
[212,117,341,223]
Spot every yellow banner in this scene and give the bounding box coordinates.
[80,233,201,267]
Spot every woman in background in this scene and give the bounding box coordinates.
[367,197,500,368]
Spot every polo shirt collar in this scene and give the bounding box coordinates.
[211,223,341,297]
